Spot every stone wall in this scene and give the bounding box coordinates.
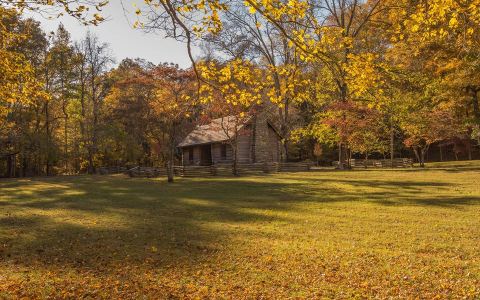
[253,106,284,163]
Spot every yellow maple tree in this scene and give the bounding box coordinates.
[0,7,48,134]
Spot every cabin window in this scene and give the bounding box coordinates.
[220,144,227,160]
[188,148,194,161]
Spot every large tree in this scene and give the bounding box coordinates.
[76,31,113,173]
[149,63,197,182]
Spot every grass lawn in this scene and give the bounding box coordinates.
[1,161,479,299]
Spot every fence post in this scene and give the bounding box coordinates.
[211,165,217,176]
[263,162,269,173]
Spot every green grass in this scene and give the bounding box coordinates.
[1,161,479,299]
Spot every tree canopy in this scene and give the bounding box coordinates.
[1,0,480,178]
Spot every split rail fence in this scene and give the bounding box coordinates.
[126,162,312,178]
[97,166,128,175]
[100,158,413,178]
[333,158,414,169]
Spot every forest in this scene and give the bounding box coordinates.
[1,0,480,177]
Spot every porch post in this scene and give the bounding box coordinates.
[181,149,184,166]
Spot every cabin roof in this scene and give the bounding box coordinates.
[178,116,249,148]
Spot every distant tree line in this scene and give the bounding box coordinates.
[1,0,480,177]
[0,8,201,176]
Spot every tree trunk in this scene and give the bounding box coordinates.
[468,86,480,122]
[12,155,16,177]
[22,153,27,177]
[64,116,68,173]
[61,73,69,174]
[167,160,174,183]
[90,106,98,174]
[439,145,443,162]
[45,101,51,176]
[466,140,472,160]
[78,62,87,173]
[348,147,352,167]
[88,72,99,174]
[232,142,238,176]
[88,152,95,174]
[338,142,344,169]
[274,70,290,162]
[7,155,13,178]
[282,98,290,162]
[390,125,394,162]
[420,148,426,168]
[413,148,422,167]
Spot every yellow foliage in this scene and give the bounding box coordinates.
[0,7,48,126]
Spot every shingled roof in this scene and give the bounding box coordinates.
[178,116,249,148]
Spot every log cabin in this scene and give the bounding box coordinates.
[178,112,284,166]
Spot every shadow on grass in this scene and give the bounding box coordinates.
[0,174,479,273]
[369,195,480,207]
[0,176,311,273]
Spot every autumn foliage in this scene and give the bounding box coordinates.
[1,0,480,171]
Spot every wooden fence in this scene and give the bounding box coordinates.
[97,166,128,175]
[127,166,168,178]
[333,158,414,169]
[127,162,312,178]
[105,159,412,178]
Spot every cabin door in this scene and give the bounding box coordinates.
[200,145,212,166]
